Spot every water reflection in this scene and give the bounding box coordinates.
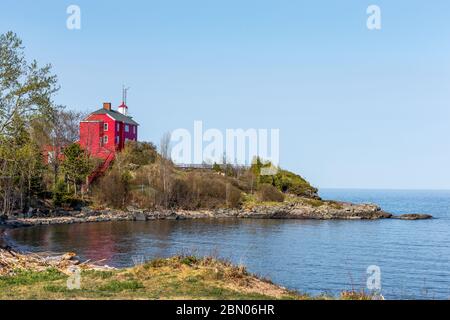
[6,197,450,300]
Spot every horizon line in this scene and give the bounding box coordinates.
[318,187,450,192]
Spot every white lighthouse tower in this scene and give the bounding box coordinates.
[117,103,128,115]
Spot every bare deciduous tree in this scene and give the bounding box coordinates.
[159,132,172,208]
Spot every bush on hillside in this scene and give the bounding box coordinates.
[91,142,318,210]
[93,159,242,210]
[275,169,318,198]
[168,173,242,209]
[122,141,157,166]
[251,157,318,198]
[260,169,318,198]
[92,169,132,208]
[256,184,285,202]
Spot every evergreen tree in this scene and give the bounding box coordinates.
[61,143,92,196]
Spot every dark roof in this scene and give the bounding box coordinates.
[88,108,139,125]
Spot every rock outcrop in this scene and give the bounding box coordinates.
[0,197,432,227]
[391,214,433,220]
[240,201,392,220]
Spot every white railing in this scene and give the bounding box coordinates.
[175,163,249,170]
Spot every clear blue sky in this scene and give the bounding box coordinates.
[2,0,450,189]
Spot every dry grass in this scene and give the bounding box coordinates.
[0,251,378,300]
[0,253,303,300]
[256,184,285,203]
[340,290,378,300]
[241,193,286,210]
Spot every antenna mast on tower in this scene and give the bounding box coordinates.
[122,85,130,104]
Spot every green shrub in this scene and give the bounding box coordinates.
[122,141,157,166]
[270,169,318,198]
[212,162,221,173]
[250,157,318,198]
[52,180,68,207]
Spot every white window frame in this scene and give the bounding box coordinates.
[133,126,136,134]
[103,135,108,144]
[117,123,120,131]
[125,124,129,133]
[104,123,108,131]
[116,136,119,144]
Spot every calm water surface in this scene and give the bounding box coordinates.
[5,189,450,299]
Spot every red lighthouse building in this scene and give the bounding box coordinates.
[79,102,139,160]
[79,102,139,187]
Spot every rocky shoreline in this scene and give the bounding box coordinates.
[0,198,432,228]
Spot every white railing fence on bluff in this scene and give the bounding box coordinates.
[175,163,249,170]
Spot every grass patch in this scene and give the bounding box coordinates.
[241,193,286,210]
[0,255,369,300]
[82,270,115,279]
[301,198,325,207]
[0,268,64,287]
[326,201,344,210]
[98,280,144,292]
[44,285,76,293]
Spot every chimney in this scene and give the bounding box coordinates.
[103,102,112,111]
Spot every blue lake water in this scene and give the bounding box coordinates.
[5,189,450,299]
